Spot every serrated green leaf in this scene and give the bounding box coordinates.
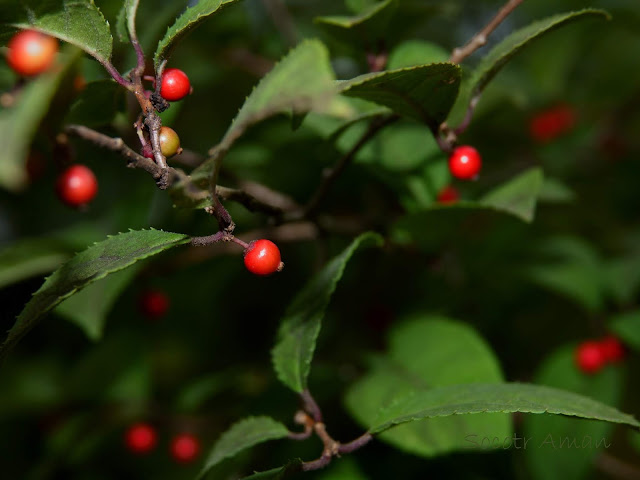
[199,416,290,479]
[154,0,239,67]
[449,9,609,125]
[0,229,190,361]
[54,263,142,341]
[3,0,114,65]
[315,0,397,46]
[272,232,383,393]
[479,167,543,222]
[65,80,125,126]
[370,383,640,435]
[345,316,510,457]
[610,311,640,352]
[0,47,80,192]
[524,346,623,480]
[338,63,461,127]
[239,459,303,480]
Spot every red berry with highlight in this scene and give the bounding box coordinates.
[599,335,625,364]
[574,341,606,375]
[170,433,200,463]
[56,164,98,208]
[244,239,282,276]
[448,146,482,180]
[139,289,169,320]
[436,185,460,204]
[160,68,191,102]
[125,423,157,454]
[7,29,58,76]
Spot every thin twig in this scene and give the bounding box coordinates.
[337,433,373,454]
[98,59,132,89]
[301,115,399,219]
[301,389,323,423]
[261,0,299,47]
[449,0,525,64]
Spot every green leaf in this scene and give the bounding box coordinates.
[610,311,640,352]
[181,40,336,197]
[449,9,609,124]
[524,346,623,480]
[387,40,449,70]
[54,263,142,341]
[0,229,190,361]
[538,177,576,204]
[154,0,240,68]
[199,416,290,479]
[122,0,140,43]
[272,232,383,393]
[0,238,70,289]
[65,80,125,127]
[338,63,461,127]
[238,459,303,480]
[370,383,640,435]
[315,0,397,46]
[345,316,510,457]
[0,48,80,192]
[479,167,544,222]
[3,0,114,65]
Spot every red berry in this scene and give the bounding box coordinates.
[244,239,282,276]
[56,164,98,207]
[125,423,157,454]
[158,126,181,157]
[436,185,460,204]
[141,144,154,159]
[599,335,625,364]
[574,341,606,375]
[170,433,200,463]
[139,289,169,320]
[529,104,576,143]
[7,29,58,76]
[160,68,191,102]
[448,145,481,180]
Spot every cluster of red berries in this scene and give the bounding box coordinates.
[574,335,626,375]
[124,423,200,463]
[435,145,482,206]
[529,104,576,143]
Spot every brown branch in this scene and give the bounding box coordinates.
[449,0,525,64]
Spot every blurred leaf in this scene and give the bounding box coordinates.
[345,316,510,457]
[238,459,303,480]
[0,229,190,361]
[524,237,604,313]
[524,346,623,480]
[370,383,640,435]
[65,80,125,127]
[339,63,461,128]
[387,40,449,70]
[272,232,383,393]
[377,123,440,172]
[0,358,64,416]
[121,0,139,43]
[2,0,114,64]
[0,48,80,192]
[604,254,640,307]
[0,238,70,289]
[54,263,142,340]
[115,0,128,43]
[317,458,367,479]
[199,416,290,478]
[315,0,397,46]
[154,0,240,67]
[538,177,577,204]
[479,167,543,222]
[609,311,640,352]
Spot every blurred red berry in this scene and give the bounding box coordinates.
[170,433,200,463]
[448,146,482,180]
[599,335,625,364]
[529,104,576,143]
[139,289,170,320]
[7,29,58,76]
[56,164,98,208]
[125,423,157,454]
[436,185,460,204]
[574,341,606,374]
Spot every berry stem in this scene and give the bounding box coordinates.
[230,236,250,249]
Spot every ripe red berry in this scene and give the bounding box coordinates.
[56,164,98,208]
[448,145,481,180]
[599,335,625,364]
[158,126,181,157]
[125,423,157,454]
[160,68,191,102]
[244,239,283,276]
[139,289,169,320]
[529,104,576,143]
[574,341,606,375]
[170,433,200,463]
[7,29,58,76]
[436,185,460,204]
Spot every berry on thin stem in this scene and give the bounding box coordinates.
[448,145,482,180]
[124,423,157,454]
[158,126,181,157]
[574,341,606,375]
[244,239,283,276]
[56,164,98,208]
[160,68,191,102]
[7,29,58,76]
[170,433,200,463]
